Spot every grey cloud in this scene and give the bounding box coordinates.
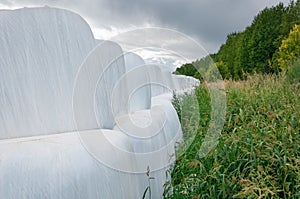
[1,0,291,53]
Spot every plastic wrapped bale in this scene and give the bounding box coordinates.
[123,52,151,113]
[0,7,196,199]
[0,7,95,139]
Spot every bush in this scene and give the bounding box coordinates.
[286,60,300,83]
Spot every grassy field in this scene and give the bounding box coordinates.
[165,75,300,199]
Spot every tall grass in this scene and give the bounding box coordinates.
[166,75,300,198]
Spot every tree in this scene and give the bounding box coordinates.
[247,3,286,73]
[174,63,197,76]
[278,24,300,71]
[174,1,300,80]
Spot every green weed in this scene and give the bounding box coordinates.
[166,75,300,199]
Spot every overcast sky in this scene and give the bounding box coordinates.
[0,0,292,68]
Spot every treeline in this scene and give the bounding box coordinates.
[175,1,300,80]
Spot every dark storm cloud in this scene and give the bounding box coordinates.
[1,0,290,53]
[68,0,290,52]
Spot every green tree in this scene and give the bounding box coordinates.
[247,3,286,73]
[278,24,300,71]
[174,63,197,76]
[174,1,300,80]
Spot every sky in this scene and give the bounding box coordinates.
[0,0,292,68]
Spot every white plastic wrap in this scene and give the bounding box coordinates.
[0,7,199,199]
[0,7,95,139]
